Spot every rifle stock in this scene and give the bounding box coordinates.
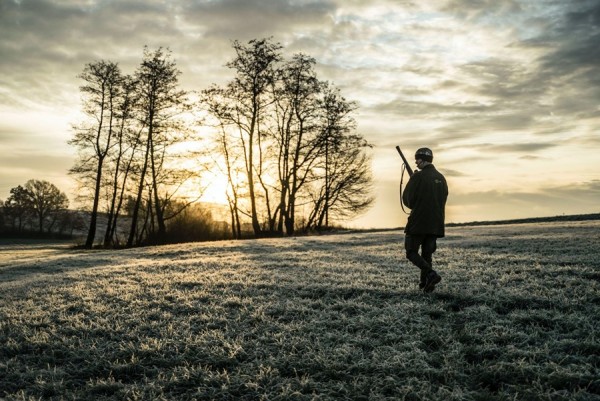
[395,145,414,176]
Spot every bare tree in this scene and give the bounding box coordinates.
[306,87,374,229]
[272,53,324,235]
[203,38,282,237]
[308,143,374,230]
[103,75,140,246]
[216,123,245,239]
[70,60,122,248]
[127,47,190,246]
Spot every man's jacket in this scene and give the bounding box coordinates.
[402,164,448,237]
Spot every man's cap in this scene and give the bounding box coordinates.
[415,147,433,162]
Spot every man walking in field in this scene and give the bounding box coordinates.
[402,147,448,292]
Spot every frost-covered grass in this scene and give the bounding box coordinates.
[1,221,599,400]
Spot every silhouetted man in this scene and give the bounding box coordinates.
[402,147,448,292]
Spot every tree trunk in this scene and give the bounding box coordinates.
[149,128,167,242]
[127,134,151,247]
[85,156,104,247]
[247,107,262,236]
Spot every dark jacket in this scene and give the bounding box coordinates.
[402,164,448,237]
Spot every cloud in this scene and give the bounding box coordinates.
[441,0,524,21]
[454,142,557,158]
[0,0,338,107]
[360,0,600,155]
[0,1,184,108]
[454,180,600,208]
[519,1,600,120]
[0,149,74,200]
[535,0,600,70]
[439,168,467,178]
[447,180,600,222]
[181,0,336,40]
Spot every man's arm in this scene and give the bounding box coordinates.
[402,174,417,209]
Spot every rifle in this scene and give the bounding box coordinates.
[396,145,413,215]
[395,145,414,177]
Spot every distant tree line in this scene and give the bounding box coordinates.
[66,37,373,248]
[0,180,83,237]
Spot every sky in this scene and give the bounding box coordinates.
[1,0,599,229]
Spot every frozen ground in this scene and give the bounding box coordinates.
[1,221,599,400]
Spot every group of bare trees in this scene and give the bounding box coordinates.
[69,38,373,247]
[70,47,196,248]
[203,38,374,238]
[0,180,78,236]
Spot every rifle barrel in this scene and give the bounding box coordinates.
[396,145,414,176]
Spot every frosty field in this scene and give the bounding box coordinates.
[1,220,599,400]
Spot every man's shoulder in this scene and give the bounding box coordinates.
[427,164,445,175]
[422,164,439,175]
[422,165,447,183]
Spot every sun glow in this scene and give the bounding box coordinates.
[200,170,231,205]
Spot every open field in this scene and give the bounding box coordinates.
[1,221,599,400]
